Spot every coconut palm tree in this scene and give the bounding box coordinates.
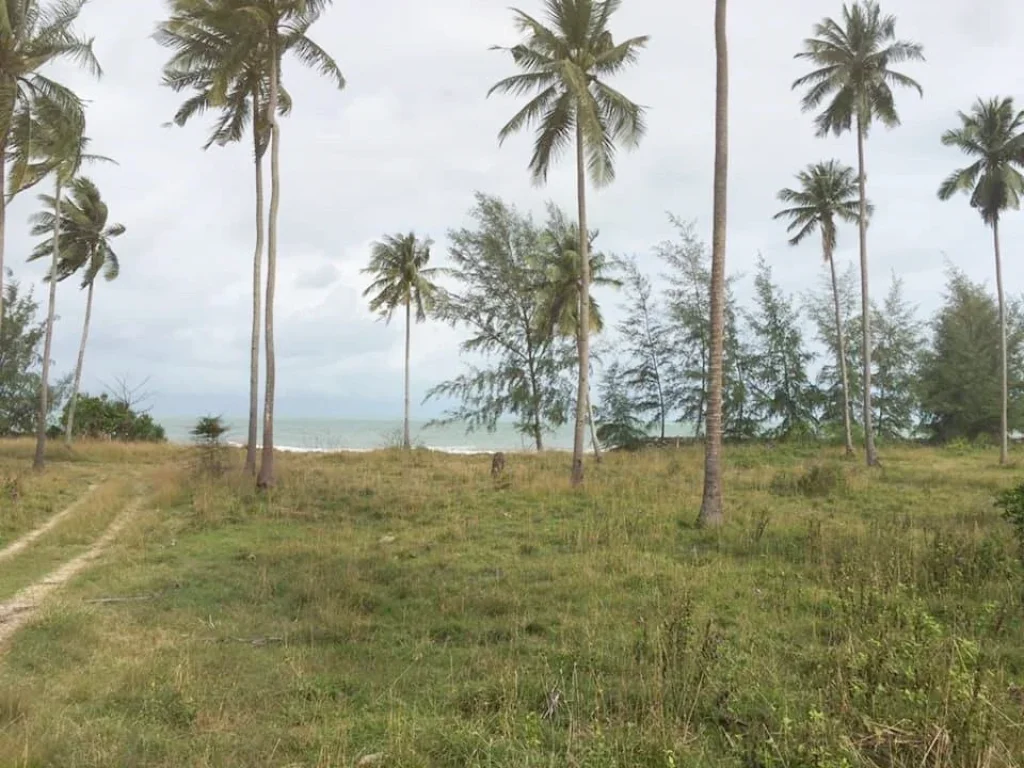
[697,0,729,528]
[792,0,924,467]
[361,232,439,450]
[774,160,868,457]
[156,0,344,488]
[488,0,648,487]
[21,100,111,470]
[938,97,1024,465]
[156,0,294,476]
[536,208,620,461]
[29,176,124,446]
[0,0,100,338]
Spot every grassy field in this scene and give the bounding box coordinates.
[0,441,1022,766]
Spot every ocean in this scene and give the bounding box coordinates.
[157,416,578,453]
[157,416,693,454]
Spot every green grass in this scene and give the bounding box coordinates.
[0,443,1022,767]
[0,477,136,601]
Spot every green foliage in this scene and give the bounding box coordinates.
[535,205,618,339]
[191,415,229,476]
[656,217,751,438]
[0,0,100,200]
[746,257,817,439]
[595,361,647,450]
[0,275,66,436]
[938,96,1024,225]
[994,482,1024,559]
[805,263,861,431]
[27,177,124,287]
[918,268,1024,441]
[613,255,670,437]
[63,393,165,443]
[361,232,438,324]
[488,0,648,185]
[872,273,924,438]
[427,194,575,449]
[792,1,924,138]
[770,463,848,497]
[156,0,344,153]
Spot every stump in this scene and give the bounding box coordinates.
[490,452,506,479]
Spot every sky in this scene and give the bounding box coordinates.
[7,0,1023,420]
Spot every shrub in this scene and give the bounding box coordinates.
[64,393,165,442]
[771,463,847,498]
[191,415,229,476]
[993,482,1024,559]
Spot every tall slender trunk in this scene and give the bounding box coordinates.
[855,117,878,466]
[245,98,266,476]
[994,217,1008,464]
[34,180,62,470]
[403,294,412,450]
[527,355,544,451]
[570,120,591,487]
[698,0,728,528]
[827,243,855,457]
[257,49,281,490]
[0,141,6,340]
[64,279,94,445]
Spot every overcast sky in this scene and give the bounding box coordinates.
[8,0,1022,419]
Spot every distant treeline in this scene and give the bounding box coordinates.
[425,195,1020,451]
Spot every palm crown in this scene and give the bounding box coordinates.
[362,233,439,324]
[937,97,1024,225]
[157,0,295,154]
[774,160,869,256]
[536,208,619,338]
[28,176,124,286]
[0,0,101,193]
[487,0,648,184]
[792,0,923,137]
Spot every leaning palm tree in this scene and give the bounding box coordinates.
[488,0,647,487]
[697,0,728,528]
[29,176,124,446]
[156,0,294,476]
[536,208,620,461]
[0,0,100,338]
[938,97,1024,465]
[792,0,924,467]
[361,232,439,450]
[774,160,868,457]
[22,101,111,469]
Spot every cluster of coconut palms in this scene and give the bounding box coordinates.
[155,0,345,488]
[0,0,126,471]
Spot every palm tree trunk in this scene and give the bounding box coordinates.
[0,140,6,340]
[994,217,1008,464]
[698,0,728,528]
[64,279,94,446]
[827,244,855,457]
[403,294,412,450]
[34,180,62,470]
[855,117,878,467]
[257,50,281,490]
[571,120,591,487]
[246,106,266,476]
